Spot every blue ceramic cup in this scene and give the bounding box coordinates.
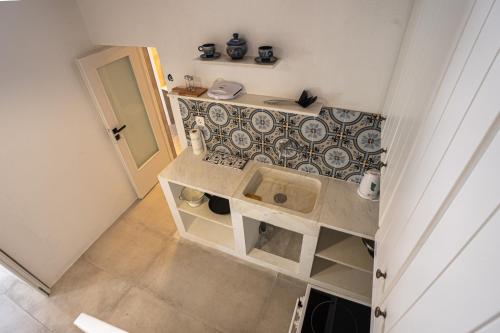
[198,43,215,57]
[258,46,273,61]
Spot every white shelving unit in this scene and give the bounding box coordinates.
[247,248,300,273]
[193,55,281,69]
[177,200,232,228]
[310,227,374,306]
[168,181,235,251]
[159,150,379,307]
[182,215,235,251]
[311,257,372,306]
[315,228,373,273]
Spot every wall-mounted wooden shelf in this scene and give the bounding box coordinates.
[193,55,281,69]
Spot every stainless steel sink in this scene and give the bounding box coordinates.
[242,167,322,214]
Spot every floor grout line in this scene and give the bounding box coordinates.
[2,293,53,332]
[253,274,280,332]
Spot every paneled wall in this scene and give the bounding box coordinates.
[372,0,500,331]
[179,98,383,183]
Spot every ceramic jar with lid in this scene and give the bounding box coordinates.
[226,33,247,60]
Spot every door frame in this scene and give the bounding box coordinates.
[77,46,175,198]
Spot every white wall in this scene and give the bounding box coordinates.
[76,0,414,114]
[0,0,136,286]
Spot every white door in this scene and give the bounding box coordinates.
[372,0,500,331]
[78,47,172,198]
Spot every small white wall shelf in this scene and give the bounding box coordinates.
[193,55,281,69]
[170,92,323,117]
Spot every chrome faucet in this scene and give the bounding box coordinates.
[277,138,300,159]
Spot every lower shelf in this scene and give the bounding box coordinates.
[184,217,235,251]
[315,229,373,273]
[178,199,232,228]
[310,257,372,306]
[248,248,299,274]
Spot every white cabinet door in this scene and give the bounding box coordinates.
[376,0,498,302]
[375,122,500,332]
[379,0,475,230]
[372,0,500,331]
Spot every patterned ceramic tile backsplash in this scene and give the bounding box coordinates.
[179,98,383,183]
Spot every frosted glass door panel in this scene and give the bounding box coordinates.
[98,57,159,168]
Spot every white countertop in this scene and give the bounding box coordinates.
[159,148,378,238]
[319,178,379,240]
[158,149,255,199]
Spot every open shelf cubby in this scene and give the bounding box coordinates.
[177,199,232,228]
[310,257,372,306]
[168,181,235,251]
[242,215,301,274]
[179,211,235,251]
[315,227,374,273]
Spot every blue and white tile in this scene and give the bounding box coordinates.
[331,108,362,124]
[249,109,275,134]
[344,113,378,137]
[179,98,382,183]
[207,103,230,127]
[323,147,351,169]
[319,107,344,134]
[298,118,329,143]
[355,128,381,153]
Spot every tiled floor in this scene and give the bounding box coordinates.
[0,185,306,333]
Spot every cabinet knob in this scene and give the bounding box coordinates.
[376,269,387,279]
[375,307,387,318]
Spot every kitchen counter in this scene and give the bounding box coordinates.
[159,148,379,306]
[158,148,256,199]
[159,148,378,237]
[319,178,379,240]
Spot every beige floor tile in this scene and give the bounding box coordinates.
[7,258,131,332]
[140,239,277,333]
[84,214,168,282]
[124,184,177,237]
[2,184,309,332]
[255,275,306,333]
[107,287,217,333]
[6,281,82,333]
[0,265,17,294]
[0,295,49,332]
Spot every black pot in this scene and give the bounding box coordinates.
[205,194,230,215]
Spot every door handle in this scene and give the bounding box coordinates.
[375,307,386,318]
[112,125,127,141]
[376,269,387,279]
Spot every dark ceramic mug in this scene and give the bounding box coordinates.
[198,43,215,57]
[258,46,273,61]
